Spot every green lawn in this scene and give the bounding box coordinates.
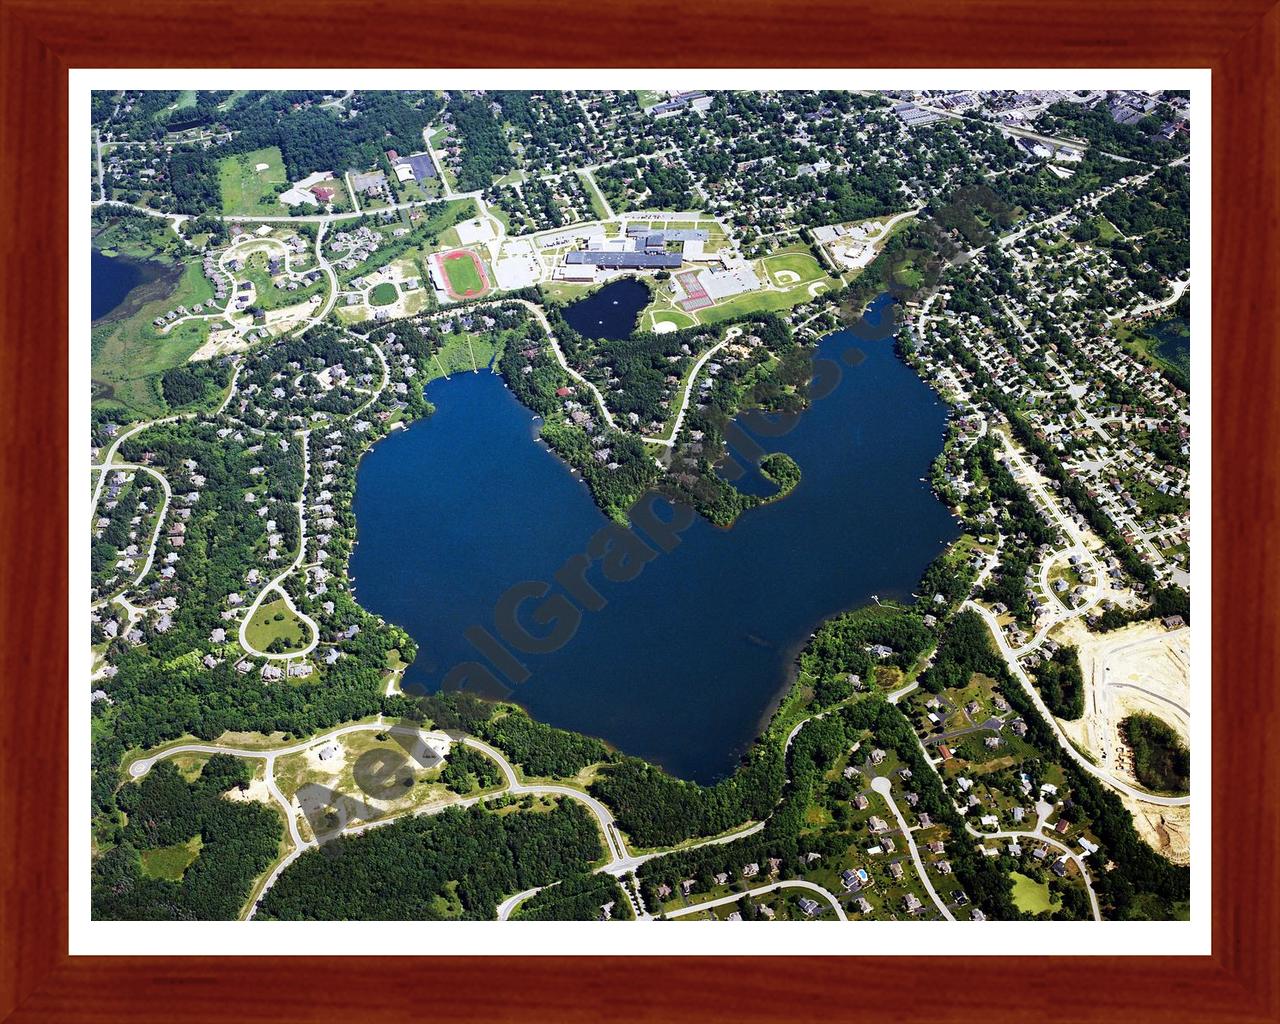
[424,331,502,381]
[649,309,699,331]
[1094,216,1121,242]
[139,835,202,881]
[244,597,309,654]
[442,251,485,296]
[578,171,610,220]
[1010,871,1060,914]
[218,146,288,216]
[696,278,835,324]
[636,90,666,111]
[368,282,399,306]
[893,258,925,288]
[539,281,599,305]
[761,249,825,287]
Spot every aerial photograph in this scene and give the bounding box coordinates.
[87,86,1193,926]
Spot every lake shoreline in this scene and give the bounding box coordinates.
[350,302,958,784]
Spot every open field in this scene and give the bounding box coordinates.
[539,281,599,305]
[648,309,699,332]
[1010,871,1059,914]
[368,282,399,306]
[273,730,451,841]
[424,332,502,381]
[244,597,309,654]
[139,835,202,881]
[760,249,826,287]
[218,146,287,216]
[696,277,834,323]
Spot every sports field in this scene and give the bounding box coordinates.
[436,249,489,299]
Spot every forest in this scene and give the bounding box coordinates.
[1032,646,1086,720]
[1122,713,1190,794]
[512,872,632,920]
[1038,100,1188,163]
[449,93,513,192]
[92,755,282,920]
[257,800,602,920]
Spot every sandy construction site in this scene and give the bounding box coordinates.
[1055,618,1190,784]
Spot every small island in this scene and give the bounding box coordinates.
[758,452,802,498]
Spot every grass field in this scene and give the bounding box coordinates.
[539,281,599,305]
[761,249,826,287]
[244,597,309,654]
[424,331,503,381]
[649,309,699,332]
[893,259,925,288]
[1010,872,1060,914]
[441,250,486,297]
[578,171,610,220]
[237,251,326,312]
[636,90,666,110]
[218,146,288,216]
[368,282,399,306]
[139,835,202,881]
[92,259,216,420]
[696,277,835,324]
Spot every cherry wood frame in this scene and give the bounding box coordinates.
[2,1,1276,1020]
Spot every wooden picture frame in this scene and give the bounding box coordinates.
[2,1,1275,1019]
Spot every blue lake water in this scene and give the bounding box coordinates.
[559,277,650,339]
[351,299,958,782]
[92,248,167,322]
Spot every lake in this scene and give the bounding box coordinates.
[559,277,651,339]
[351,299,958,783]
[91,248,175,323]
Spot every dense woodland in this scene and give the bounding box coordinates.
[448,93,514,192]
[513,872,632,921]
[92,756,281,920]
[1122,713,1190,794]
[1032,646,1086,720]
[257,800,602,920]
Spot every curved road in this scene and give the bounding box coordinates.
[237,430,320,660]
[664,879,848,921]
[869,775,956,921]
[966,823,1101,921]
[967,601,1189,808]
[510,299,618,430]
[642,326,742,447]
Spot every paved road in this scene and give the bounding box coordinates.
[642,327,741,447]
[967,601,1189,808]
[237,430,320,660]
[663,879,848,921]
[496,886,544,921]
[510,299,619,431]
[966,823,1101,921]
[91,464,172,610]
[869,775,956,921]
